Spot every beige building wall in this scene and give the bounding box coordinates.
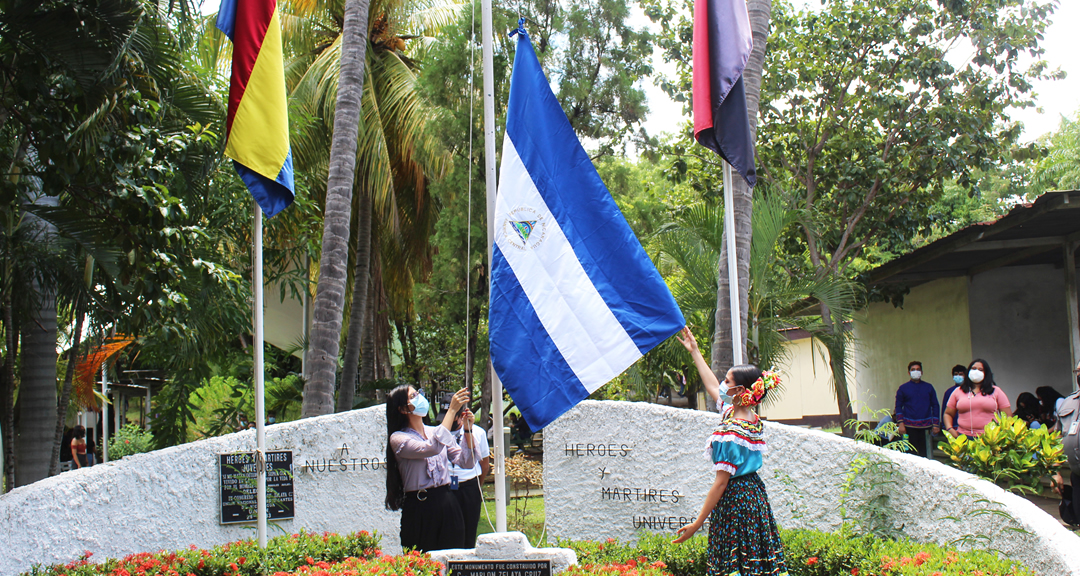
[760,336,849,425]
[850,276,972,418]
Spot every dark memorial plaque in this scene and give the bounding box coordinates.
[447,560,551,576]
[219,451,294,524]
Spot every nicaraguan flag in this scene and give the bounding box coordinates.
[693,0,756,186]
[217,0,295,217]
[489,31,686,432]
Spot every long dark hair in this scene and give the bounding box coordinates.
[1014,392,1039,423]
[1035,386,1064,415]
[385,385,412,511]
[729,364,767,402]
[961,358,995,395]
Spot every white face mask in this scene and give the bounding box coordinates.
[968,369,985,384]
[719,382,733,403]
[909,370,922,381]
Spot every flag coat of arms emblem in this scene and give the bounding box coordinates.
[489,31,685,432]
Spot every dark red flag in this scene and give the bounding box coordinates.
[693,0,756,186]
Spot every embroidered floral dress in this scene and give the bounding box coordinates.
[703,413,789,576]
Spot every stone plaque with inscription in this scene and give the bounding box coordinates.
[219,451,295,524]
[447,560,551,576]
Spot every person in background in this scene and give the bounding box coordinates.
[85,432,97,466]
[894,361,939,457]
[941,364,967,425]
[513,413,533,451]
[944,359,1012,438]
[1013,392,1043,429]
[70,425,88,469]
[450,407,491,548]
[1036,386,1066,429]
[1051,360,1080,527]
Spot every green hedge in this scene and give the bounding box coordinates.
[23,527,1036,576]
[24,531,382,576]
[565,529,1036,576]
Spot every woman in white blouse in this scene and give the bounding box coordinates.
[385,385,476,552]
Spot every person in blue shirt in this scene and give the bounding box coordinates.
[941,365,966,432]
[895,361,939,458]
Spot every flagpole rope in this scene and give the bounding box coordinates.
[465,0,476,393]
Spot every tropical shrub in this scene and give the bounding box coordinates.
[939,415,1066,493]
[561,532,707,576]
[783,528,1035,576]
[107,424,154,460]
[567,528,1036,576]
[563,559,672,576]
[23,531,381,576]
[24,528,1039,576]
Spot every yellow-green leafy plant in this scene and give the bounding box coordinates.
[939,414,1066,494]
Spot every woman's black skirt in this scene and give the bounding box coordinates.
[400,484,466,552]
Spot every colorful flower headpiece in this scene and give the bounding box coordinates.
[735,370,782,407]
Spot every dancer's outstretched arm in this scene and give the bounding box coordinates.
[677,327,720,405]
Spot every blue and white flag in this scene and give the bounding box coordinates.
[489,30,686,432]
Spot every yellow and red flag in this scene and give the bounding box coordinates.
[216,0,294,217]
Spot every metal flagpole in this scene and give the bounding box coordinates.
[722,161,744,366]
[254,202,268,547]
[481,0,507,533]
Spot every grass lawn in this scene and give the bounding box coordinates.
[475,483,547,546]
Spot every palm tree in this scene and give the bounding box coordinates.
[284,0,452,415]
[655,194,856,403]
[296,0,373,417]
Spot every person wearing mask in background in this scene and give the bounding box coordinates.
[894,361,939,457]
[941,365,967,426]
[1051,360,1080,527]
[944,359,1012,438]
[450,406,490,548]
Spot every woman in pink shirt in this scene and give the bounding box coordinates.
[944,359,1013,437]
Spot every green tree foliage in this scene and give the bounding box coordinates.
[283,0,452,415]
[0,0,265,481]
[755,0,1056,427]
[760,0,1057,278]
[1032,109,1080,193]
[411,0,654,416]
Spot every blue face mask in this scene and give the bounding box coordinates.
[719,382,733,404]
[953,375,964,385]
[410,391,429,417]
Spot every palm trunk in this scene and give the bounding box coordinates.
[302,0,373,418]
[16,181,58,487]
[49,305,85,476]
[2,304,17,492]
[17,279,57,486]
[712,0,771,377]
[359,280,376,388]
[336,193,372,412]
[821,302,856,436]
